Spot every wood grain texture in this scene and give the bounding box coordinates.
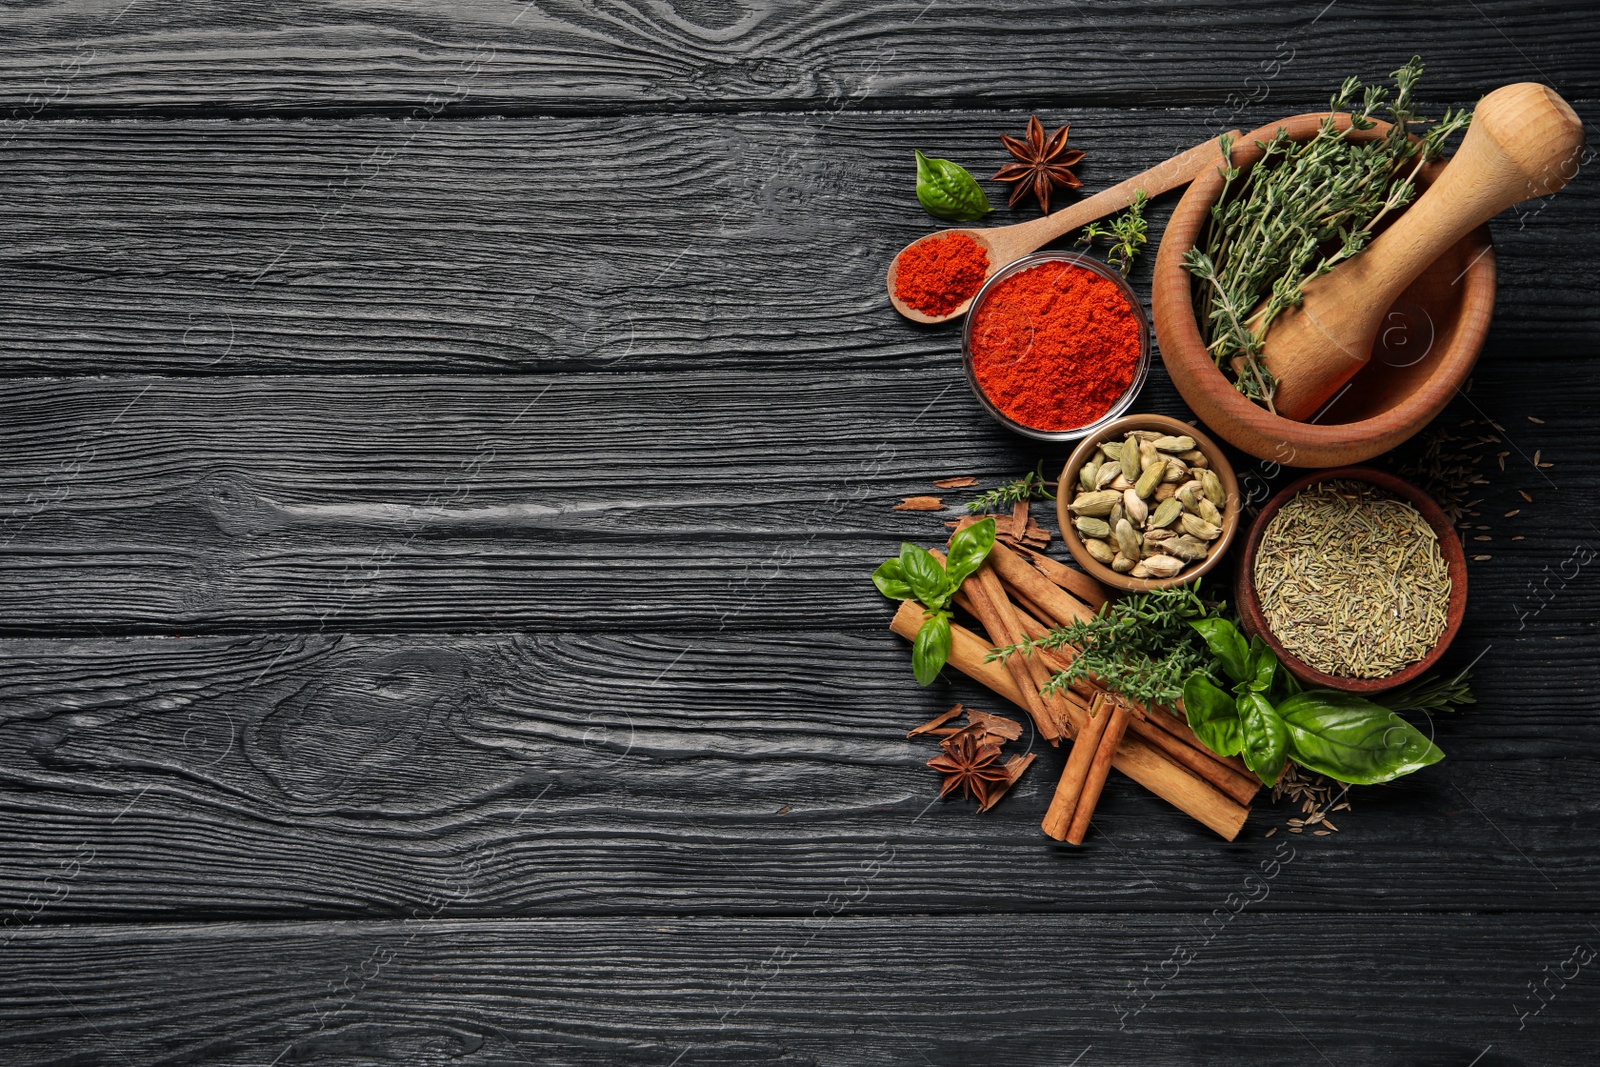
[0,0,1596,114]
[0,110,1591,374]
[2,915,1597,1065]
[0,625,1593,920]
[0,358,1592,632]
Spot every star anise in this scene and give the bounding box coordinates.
[993,115,1085,214]
[927,731,1013,809]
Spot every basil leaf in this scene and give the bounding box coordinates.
[912,611,952,685]
[1182,672,1243,757]
[1243,645,1277,695]
[1190,618,1251,685]
[1277,690,1445,785]
[1237,692,1288,786]
[944,517,996,591]
[872,558,913,601]
[899,543,948,609]
[915,150,992,222]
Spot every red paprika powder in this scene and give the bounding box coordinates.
[968,261,1143,431]
[893,232,989,317]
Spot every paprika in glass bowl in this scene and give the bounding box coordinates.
[961,251,1151,442]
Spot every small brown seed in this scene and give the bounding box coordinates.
[1154,481,1178,502]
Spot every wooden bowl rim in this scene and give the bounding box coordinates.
[1055,413,1242,593]
[1234,466,1469,693]
[1152,112,1497,463]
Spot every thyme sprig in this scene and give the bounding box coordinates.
[989,583,1223,710]
[964,464,1056,514]
[1184,57,1472,410]
[1077,189,1149,276]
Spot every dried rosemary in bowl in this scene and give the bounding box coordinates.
[1253,480,1450,679]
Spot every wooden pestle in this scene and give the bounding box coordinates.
[1264,83,1585,420]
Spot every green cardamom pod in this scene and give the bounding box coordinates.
[914,150,992,222]
[1198,468,1225,506]
[1084,538,1116,564]
[1150,498,1183,528]
[1153,435,1196,453]
[1079,459,1101,492]
[1069,489,1121,517]
[1121,434,1142,483]
[1180,512,1222,541]
[1074,516,1111,540]
[1134,461,1164,499]
[1094,461,1122,490]
[1114,518,1143,560]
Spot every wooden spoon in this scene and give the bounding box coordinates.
[1263,83,1585,420]
[886,133,1238,323]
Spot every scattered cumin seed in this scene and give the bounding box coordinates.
[1528,416,1545,424]
[1313,830,1331,836]
[1265,827,1277,838]
[1490,420,1505,432]
[1290,827,1303,833]
[1474,536,1492,541]
[1533,450,1542,466]
[1538,462,1554,469]
[1512,535,1525,541]
[1504,509,1520,517]
[1520,490,1533,502]
[1473,554,1492,561]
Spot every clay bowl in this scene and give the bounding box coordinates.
[1057,413,1242,593]
[1152,113,1497,468]
[1235,467,1468,694]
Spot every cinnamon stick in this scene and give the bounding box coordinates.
[1066,699,1133,845]
[1125,712,1259,806]
[986,541,1097,628]
[1142,702,1255,779]
[960,564,1058,742]
[890,601,1249,840]
[976,563,1074,741]
[1042,692,1112,840]
[1017,546,1110,612]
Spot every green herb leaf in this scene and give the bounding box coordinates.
[915,150,992,222]
[871,558,913,601]
[1277,690,1445,785]
[1244,640,1278,694]
[1237,691,1288,786]
[1182,672,1243,756]
[899,543,948,610]
[1190,618,1251,685]
[912,610,953,685]
[944,517,996,589]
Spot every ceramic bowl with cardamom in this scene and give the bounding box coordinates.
[1056,413,1242,593]
[1235,467,1468,694]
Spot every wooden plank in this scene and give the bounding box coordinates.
[1,915,1596,1064]
[0,359,1591,631]
[0,111,1591,374]
[0,628,1593,920]
[0,0,1596,112]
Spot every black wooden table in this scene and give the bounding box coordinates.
[0,3,1595,1064]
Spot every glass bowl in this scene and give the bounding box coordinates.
[961,250,1152,442]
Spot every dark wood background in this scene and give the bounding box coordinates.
[0,2,1595,1064]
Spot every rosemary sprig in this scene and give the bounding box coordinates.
[1382,666,1476,714]
[1077,189,1149,276]
[1184,57,1471,410]
[965,465,1056,514]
